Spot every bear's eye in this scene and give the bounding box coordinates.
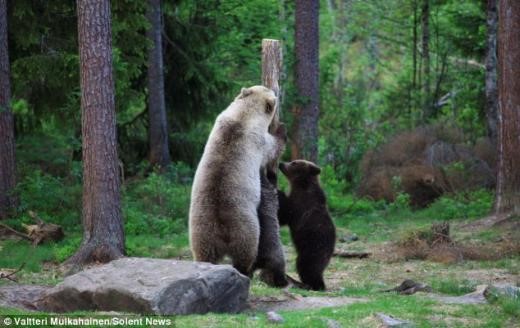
[265,102,273,114]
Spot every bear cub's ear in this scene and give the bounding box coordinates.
[238,87,253,99]
[309,163,321,176]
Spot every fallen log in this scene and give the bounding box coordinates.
[24,211,64,246]
[0,223,32,241]
[0,263,25,282]
[333,251,372,259]
[0,212,64,246]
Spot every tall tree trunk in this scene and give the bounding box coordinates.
[495,0,520,215]
[147,0,170,170]
[332,0,349,106]
[485,0,498,143]
[278,0,287,112]
[421,0,431,119]
[67,0,124,266]
[292,0,319,162]
[411,0,418,115]
[0,0,16,220]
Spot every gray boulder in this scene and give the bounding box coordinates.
[485,284,520,300]
[0,285,51,311]
[38,258,249,315]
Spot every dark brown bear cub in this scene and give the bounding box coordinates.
[278,160,336,291]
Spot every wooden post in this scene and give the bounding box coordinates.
[262,39,282,133]
[262,39,283,175]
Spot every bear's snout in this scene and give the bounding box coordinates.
[279,162,288,175]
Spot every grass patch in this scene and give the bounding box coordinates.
[126,233,190,258]
[0,239,57,273]
[429,278,477,296]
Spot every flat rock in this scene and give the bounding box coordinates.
[485,284,520,300]
[250,295,367,312]
[430,285,488,305]
[38,258,249,315]
[376,313,414,327]
[325,318,343,328]
[339,234,359,243]
[0,285,51,311]
[266,311,284,323]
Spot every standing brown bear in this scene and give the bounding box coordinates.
[189,86,285,276]
[278,160,336,290]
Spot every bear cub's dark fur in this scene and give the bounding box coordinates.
[253,168,288,287]
[278,160,336,290]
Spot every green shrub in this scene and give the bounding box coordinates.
[321,165,383,216]
[387,192,411,213]
[423,189,493,220]
[123,171,191,237]
[53,236,82,262]
[15,169,81,229]
[486,289,520,318]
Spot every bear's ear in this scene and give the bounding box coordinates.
[265,97,276,115]
[309,163,321,176]
[238,87,253,99]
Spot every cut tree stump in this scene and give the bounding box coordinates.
[430,221,451,245]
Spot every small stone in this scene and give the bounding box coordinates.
[266,311,284,323]
[325,318,342,328]
[376,313,414,327]
[339,234,359,243]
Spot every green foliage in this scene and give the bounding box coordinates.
[126,233,189,258]
[15,170,81,229]
[485,286,520,318]
[0,240,56,273]
[317,165,383,217]
[388,192,412,213]
[53,236,82,263]
[7,0,491,184]
[123,169,191,237]
[423,189,493,220]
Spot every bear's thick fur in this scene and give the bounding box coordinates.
[254,168,288,287]
[189,86,285,275]
[278,160,336,290]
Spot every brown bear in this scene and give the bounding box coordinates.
[189,86,285,276]
[253,167,289,287]
[278,160,336,290]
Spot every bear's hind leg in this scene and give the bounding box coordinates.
[231,252,256,277]
[296,255,326,291]
[192,242,222,264]
[229,240,258,277]
[259,267,288,287]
